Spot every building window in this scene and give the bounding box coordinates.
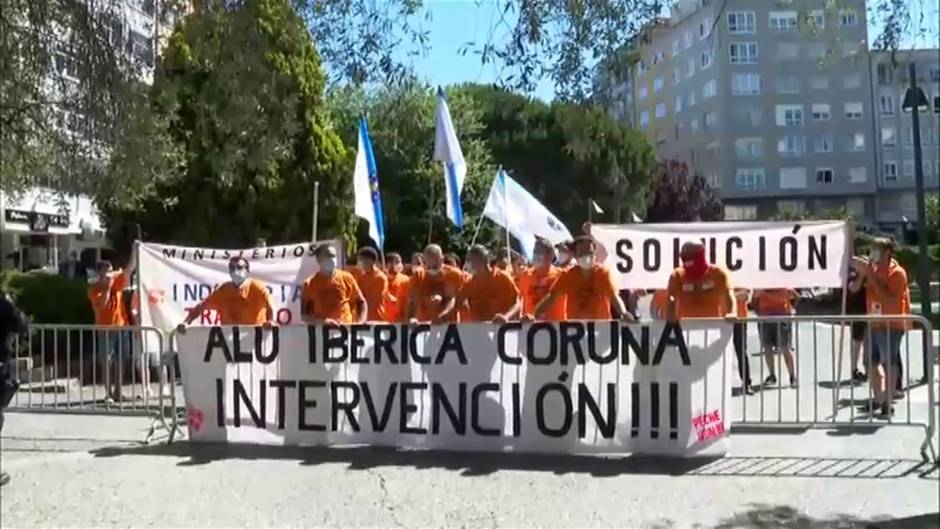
[672,40,680,55]
[672,67,681,85]
[675,95,683,113]
[807,42,827,60]
[103,14,124,46]
[813,134,833,153]
[881,127,896,147]
[848,167,867,184]
[640,111,650,127]
[687,58,696,77]
[842,42,860,59]
[725,205,758,221]
[128,30,154,68]
[699,20,710,39]
[924,161,933,176]
[851,133,865,151]
[690,118,699,132]
[844,102,863,119]
[727,12,755,34]
[846,198,866,217]
[638,85,648,99]
[931,68,940,82]
[735,168,766,190]
[816,168,834,183]
[778,134,805,157]
[903,161,914,178]
[703,79,717,99]
[776,75,800,94]
[636,60,647,75]
[843,74,861,89]
[769,11,798,32]
[777,43,799,60]
[653,51,664,65]
[654,77,664,93]
[700,50,712,69]
[688,90,697,107]
[684,32,693,49]
[775,104,803,126]
[811,104,830,121]
[779,167,807,189]
[733,106,762,127]
[731,73,760,95]
[805,10,825,31]
[903,127,913,146]
[704,111,719,130]
[840,9,858,26]
[877,64,894,85]
[706,172,722,189]
[729,42,758,64]
[735,137,764,159]
[809,75,829,90]
[655,103,666,118]
[777,200,806,214]
[880,95,895,115]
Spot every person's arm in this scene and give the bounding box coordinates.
[603,270,631,320]
[434,285,462,323]
[300,284,316,324]
[494,274,522,323]
[666,273,680,322]
[261,284,275,327]
[178,289,216,332]
[532,274,566,320]
[124,251,138,280]
[352,279,367,324]
[858,263,903,304]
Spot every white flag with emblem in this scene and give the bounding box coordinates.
[482,169,572,259]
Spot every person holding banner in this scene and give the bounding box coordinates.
[666,241,734,322]
[176,257,275,333]
[529,236,631,321]
[89,256,137,403]
[407,244,464,324]
[853,238,911,417]
[438,245,521,324]
[301,244,367,325]
[384,253,411,323]
[733,288,754,394]
[351,247,389,322]
[753,288,798,387]
[519,239,566,321]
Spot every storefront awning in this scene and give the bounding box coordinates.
[1,187,105,237]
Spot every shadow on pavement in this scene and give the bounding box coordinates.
[711,504,939,528]
[89,442,936,480]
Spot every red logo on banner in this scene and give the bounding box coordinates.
[147,289,165,305]
[188,408,204,432]
[692,410,724,443]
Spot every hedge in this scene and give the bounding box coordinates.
[0,270,94,324]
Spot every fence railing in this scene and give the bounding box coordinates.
[7,324,178,443]
[4,316,937,462]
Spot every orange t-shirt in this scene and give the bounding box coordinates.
[865,259,911,330]
[351,268,389,322]
[651,289,670,320]
[384,272,411,323]
[301,270,363,324]
[753,289,796,316]
[456,268,519,322]
[409,265,464,322]
[548,265,618,320]
[88,271,130,326]
[518,266,566,321]
[457,270,473,323]
[200,279,275,325]
[667,265,731,319]
[734,288,751,318]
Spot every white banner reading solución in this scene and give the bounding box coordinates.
[138,240,343,333]
[177,321,734,457]
[590,221,848,289]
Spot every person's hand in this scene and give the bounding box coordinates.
[851,256,870,273]
[324,318,340,326]
[492,314,509,324]
[724,314,738,323]
[520,314,535,323]
[408,318,420,326]
[430,294,443,304]
[176,323,187,335]
[262,321,274,330]
[582,221,593,235]
[619,312,636,322]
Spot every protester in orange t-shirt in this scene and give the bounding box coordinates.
[731,288,754,394]
[555,240,574,268]
[529,236,630,321]
[383,253,411,323]
[518,239,566,321]
[301,244,366,325]
[853,237,911,415]
[439,245,520,323]
[351,247,389,322]
[443,253,472,323]
[88,256,137,403]
[666,241,734,321]
[407,252,425,276]
[177,257,275,331]
[753,288,798,387]
[407,244,464,323]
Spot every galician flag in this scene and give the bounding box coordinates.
[353,116,385,249]
[433,87,466,227]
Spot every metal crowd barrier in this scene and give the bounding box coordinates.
[7,324,178,444]
[722,314,937,463]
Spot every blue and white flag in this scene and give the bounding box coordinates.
[353,116,385,249]
[482,169,572,260]
[433,87,466,227]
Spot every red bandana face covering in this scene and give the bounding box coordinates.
[682,248,709,281]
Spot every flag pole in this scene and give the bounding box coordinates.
[500,167,511,257]
[588,197,593,223]
[311,181,320,241]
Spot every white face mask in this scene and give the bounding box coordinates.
[230,269,248,286]
[869,248,882,262]
[319,257,336,273]
[577,255,594,269]
[532,255,547,268]
[558,251,572,265]
[427,266,442,276]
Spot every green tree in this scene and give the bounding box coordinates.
[926,194,939,245]
[644,160,722,222]
[106,0,350,247]
[328,80,497,256]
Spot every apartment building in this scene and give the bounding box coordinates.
[606,0,881,224]
[870,50,940,233]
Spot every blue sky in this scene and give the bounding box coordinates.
[399,0,939,102]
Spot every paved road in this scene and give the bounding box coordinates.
[2,320,938,527]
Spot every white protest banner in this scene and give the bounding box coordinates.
[591,221,848,289]
[138,240,343,334]
[177,321,733,457]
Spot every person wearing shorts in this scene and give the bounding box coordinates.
[88,258,136,403]
[754,289,798,387]
[847,269,869,383]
